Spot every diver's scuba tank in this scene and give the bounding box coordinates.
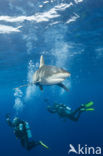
[19,123,23,131]
[25,122,32,138]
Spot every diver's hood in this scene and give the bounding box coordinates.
[12,117,20,126]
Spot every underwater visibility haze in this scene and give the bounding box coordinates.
[0,0,103,155]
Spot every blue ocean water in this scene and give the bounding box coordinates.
[0,0,103,155]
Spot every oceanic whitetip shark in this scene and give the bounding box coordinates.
[16,55,71,91]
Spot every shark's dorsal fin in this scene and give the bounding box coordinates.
[40,55,45,68]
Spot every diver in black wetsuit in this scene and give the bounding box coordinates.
[6,114,48,150]
[47,101,94,122]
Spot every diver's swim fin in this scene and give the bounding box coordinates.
[57,83,69,92]
[81,108,94,112]
[85,108,94,111]
[85,101,94,108]
[39,141,49,149]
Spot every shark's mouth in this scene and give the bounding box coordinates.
[39,77,65,85]
[54,72,70,78]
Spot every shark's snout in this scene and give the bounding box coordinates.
[63,71,71,78]
[55,71,71,79]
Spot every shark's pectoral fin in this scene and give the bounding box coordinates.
[57,83,69,92]
[39,85,43,91]
[40,55,45,68]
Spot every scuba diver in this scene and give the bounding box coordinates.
[47,101,94,122]
[6,114,48,150]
